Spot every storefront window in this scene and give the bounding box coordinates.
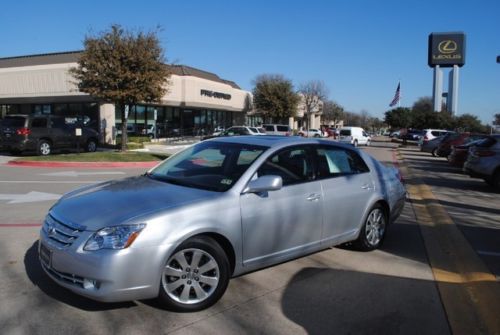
[33,104,51,115]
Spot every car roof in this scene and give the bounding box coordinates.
[205,135,353,150]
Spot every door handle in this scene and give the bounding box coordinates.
[361,184,373,190]
[306,194,321,201]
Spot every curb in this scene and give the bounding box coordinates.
[6,160,159,168]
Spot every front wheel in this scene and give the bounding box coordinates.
[37,140,51,156]
[354,205,387,251]
[158,237,230,312]
[86,139,97,152]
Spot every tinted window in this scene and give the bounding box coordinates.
[31,118,48,128]
[277,126,289,132]
[2,116,26,127]
[264,125,274,131]
[257,147,311,186]
[340,129,351,136]
[150,141,267,192]
[51,118,67,128]
[315,147,369,179]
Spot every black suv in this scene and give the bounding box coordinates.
[0,115,99,155]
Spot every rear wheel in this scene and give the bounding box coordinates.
[354,205,387,251]
[431,148,438,157]
[353,140,358,147]
[492,171,500,191]
[158,237,230,312]
[37,140,51,156]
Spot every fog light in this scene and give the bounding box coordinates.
[83,278,98,290]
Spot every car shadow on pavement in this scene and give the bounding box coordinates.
[281,267,450,335]
[24,241,137,311]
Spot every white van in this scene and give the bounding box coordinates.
[338,127,370,146]
[262,124,292,136]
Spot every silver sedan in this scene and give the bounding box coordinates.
[39,136,406,312]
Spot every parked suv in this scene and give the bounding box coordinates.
[463,135,500,190]
[0,115,99,155]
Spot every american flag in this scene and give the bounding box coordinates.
[389,82,401,107]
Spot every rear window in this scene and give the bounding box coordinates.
[340,129,351,136]
[476,137,497,148]
[277,126,289,132]
[2,116,26,127]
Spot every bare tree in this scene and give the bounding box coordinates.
[322,100,344,126]
[298,80,328,131]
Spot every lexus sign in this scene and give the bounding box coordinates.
[428,32,466,67]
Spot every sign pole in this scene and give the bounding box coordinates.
[432,65,443,112]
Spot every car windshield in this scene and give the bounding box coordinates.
[148,141,267,192]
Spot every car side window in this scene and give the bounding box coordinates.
[51,118,67,129]
[31,118,47,128]
[315,147,369,179]
[257,147,311,186]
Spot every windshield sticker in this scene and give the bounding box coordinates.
[220,179,233,185]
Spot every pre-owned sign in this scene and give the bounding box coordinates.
[428,32,466,67]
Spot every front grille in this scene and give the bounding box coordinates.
[42,214,85,248]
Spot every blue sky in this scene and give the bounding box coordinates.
[1,0,499,123]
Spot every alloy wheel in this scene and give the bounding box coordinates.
[365,208,386,246]
[162,248,220,305]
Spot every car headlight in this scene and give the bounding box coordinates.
[84,224,146,251]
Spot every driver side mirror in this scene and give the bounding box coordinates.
[243,175,282,194]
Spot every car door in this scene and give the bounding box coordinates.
[240,145,323,268]
[314,146,374,245]
[49,117,72,148]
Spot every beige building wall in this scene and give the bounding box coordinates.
[0,63,83,98]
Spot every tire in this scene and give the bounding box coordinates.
[431,148,438,157]
[354,204,387,251]
[86,139,97,152]
[158,237,230,312]
[366,140,370,147]
[37,140,51,156]
[314,134,320,138]
[353,140,358,147]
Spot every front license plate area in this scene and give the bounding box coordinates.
[40,243,52,268]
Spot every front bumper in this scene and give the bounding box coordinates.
[39,229,172,303]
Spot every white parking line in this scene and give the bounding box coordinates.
[477,250,500,257]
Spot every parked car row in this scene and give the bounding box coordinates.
[203,125,372,147]
[419,131,500,190]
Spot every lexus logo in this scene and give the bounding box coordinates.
[438,40,458,54]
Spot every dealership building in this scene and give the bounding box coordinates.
[0,51,253,143]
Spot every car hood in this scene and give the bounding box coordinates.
[50,176,216,231]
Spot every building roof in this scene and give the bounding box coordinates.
[0,51,240,89]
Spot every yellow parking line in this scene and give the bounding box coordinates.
[398,152,500,335]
